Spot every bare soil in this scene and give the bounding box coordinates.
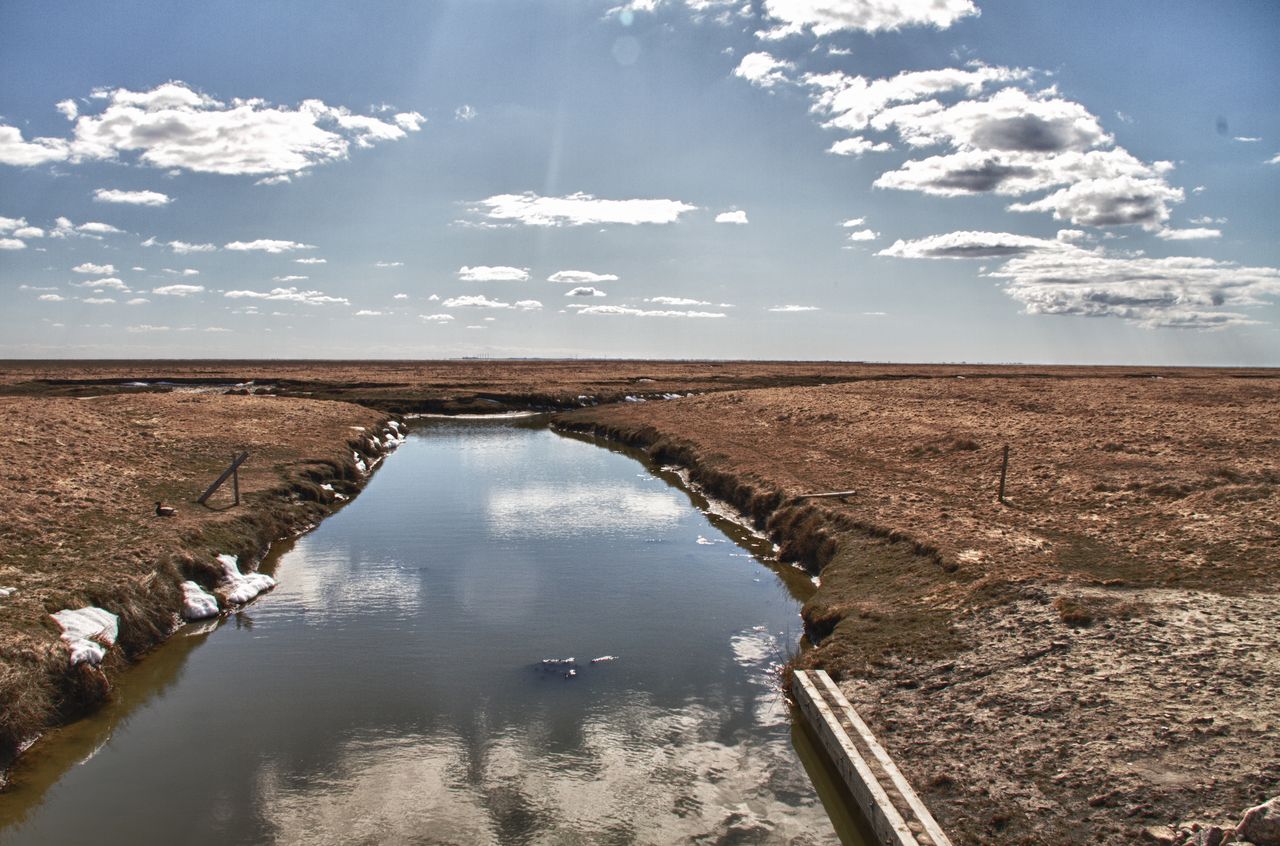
[556,373,1280,844]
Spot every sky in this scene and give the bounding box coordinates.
[1,0,1278,364]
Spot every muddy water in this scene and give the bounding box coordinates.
[0,418,865,844]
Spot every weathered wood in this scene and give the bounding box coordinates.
[792,669,953,846]
[198,451,249,506]
[794,490,858,501]
[998,444,1010,504]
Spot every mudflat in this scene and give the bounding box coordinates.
[1,360,1276,845]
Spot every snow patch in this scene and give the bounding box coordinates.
[0,586,16,598]
[216,553,275,604]
[51,607,118,665]
[181,581,220,620]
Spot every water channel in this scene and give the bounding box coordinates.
[0,417,865,844]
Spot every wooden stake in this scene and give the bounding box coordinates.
[232,453,240,506]
[998,444,1009,504]
[198,451,250,506]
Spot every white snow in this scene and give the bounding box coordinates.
[51,607,118,665]
[320,483,335,492]
[590,655,619,664]
[216,553,276,605]
[0,586,16,598]
[180,581,220,620]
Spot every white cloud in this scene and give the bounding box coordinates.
[458,265,529,282]
[94,188,172,206]
[471,192,697,227]
[77,221,123,235]
[1233,136,1261,143]
[757,0,979,37]
[566,286,607,297]
[273,275,309,282]
[152,284,205,296]
[294,257,327,264]
[374,260,403,268]
[420,313,455,322]
[990,247,1280,329]
[841,217,866,227]
[73,262,116,274]
[255,174,292,186]
[13,225,43,238]
[38,293,66,302]
[794,62,1184,232]
[393,293,408,300]
[1268,153,1280,165]
[0,237,27,250]
[1189,216,1227,225]
[715,210,749,224]
[82,297,116,305]
[1156,227,1222,241]
[224,286,349,305]
[884,229,1280,329]
[847,228,879,241]
[163,268,200,276]
[878,230,1066,259]
[0,125,70,166]
[143,237,217,254]
[547,270,619,284]
[10,81,424,177]
[455,105,477,122]
[732,52,795,89]
[354,309,385,316]
[74,277,129,291]
[126,297,149,305]
[126,324,169,333]
[441,294,542,310]
[828,136,893,156]
[574,304,726,318]
[647,296,711,305]
[225,239,315,253]
[768,304,820,312]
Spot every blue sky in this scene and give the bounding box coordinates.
[2,0,1278,363]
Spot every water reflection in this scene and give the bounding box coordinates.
[0,418,853,844]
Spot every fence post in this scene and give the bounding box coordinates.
[998,445,1009,504]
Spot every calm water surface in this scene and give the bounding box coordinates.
[1,418,862,844]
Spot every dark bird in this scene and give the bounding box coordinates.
[155,501,178,517]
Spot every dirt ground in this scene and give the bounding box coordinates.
[0,390,387,772]
[557,373,1280,844]
[1,361,1277,844]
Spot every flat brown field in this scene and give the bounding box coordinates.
[559,371,1280,844]
[1,360,1276,845]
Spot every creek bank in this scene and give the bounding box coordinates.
[0,393,403,783]
[551,379,1280,846]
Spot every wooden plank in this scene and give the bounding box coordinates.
[793,671,919,846]
[814,671,954,846]
[794,490,858,500]
[197,451,250,505]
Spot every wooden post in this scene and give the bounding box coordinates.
[198,451,250,506]
[998,444,1009,504]
[232,453,240,506]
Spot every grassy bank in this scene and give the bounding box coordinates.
[0,392,392,777]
